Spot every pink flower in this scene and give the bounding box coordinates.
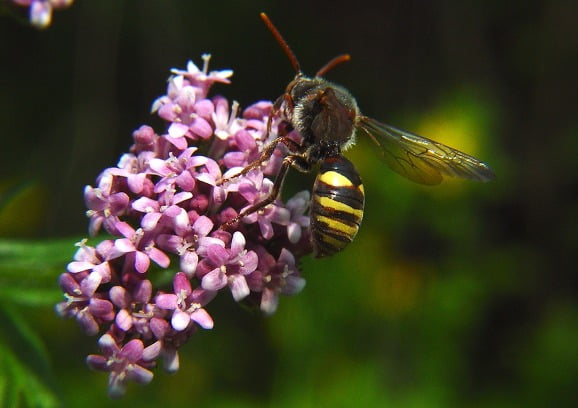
[156,272,215,331]
[84,174,130,237]
[197,232,259,301]
[87,334,160,398]
[55,271,114,335]
[109,279,158,339]
[13,0,74,29]
[247,247,306,315]
[57,55,312,396]
[108,222,170,274]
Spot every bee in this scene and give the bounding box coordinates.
[220,13,495,257]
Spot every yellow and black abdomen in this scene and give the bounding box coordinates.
[310,156,364,258]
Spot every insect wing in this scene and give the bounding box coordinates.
[358,116,495,185]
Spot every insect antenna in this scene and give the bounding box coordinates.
[260,12,301,74]
[315,54,351,77]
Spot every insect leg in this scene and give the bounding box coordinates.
[264,93,287,143]
[217,136,305,185]
[220,154,312,230]
[218,86,299,186]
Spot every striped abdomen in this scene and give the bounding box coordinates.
[310,156,365,257]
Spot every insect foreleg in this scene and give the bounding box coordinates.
[220,154,312,230]
[217,136,305,185]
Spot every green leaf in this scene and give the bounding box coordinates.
[0,238,81,306]
[0,344,60,408]
[0,304,60,408]
[1,303,51,368]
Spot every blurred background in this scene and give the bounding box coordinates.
[1,0,577,407]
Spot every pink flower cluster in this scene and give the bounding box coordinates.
[56,55,310,397]
[11,0,73,28]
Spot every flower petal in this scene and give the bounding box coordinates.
[230,276,250,302]
[201,268,227,291]
[239,251,258,275]
[109,286,129,308]
[113,238,135,254]
[134,251,151,274]
[121,339,144,362]
[89,298,113,318]
[189,117,213,139]
[283,275,306,295]
[81,272,102,296]
[168,122,189,139]
[191,308,214,329]
[142,341,162,362]
[148,247,170,268]
[207,244,229,265]
[134,279,152,303]
[67,261,94,273]
[192,215,213,236]
[141,212,163,231]
[180,251,198,277]
[171,310,191,331]
[287,222,302,244]
[127,364,154,385]
[162,348,180,374]
[115,309,133,331]
[132,197,159,213]
[230,231,246,254]
[86,354,108,372]
[155,293,178,310]
[260,288,279,316]
[173,272,192,295]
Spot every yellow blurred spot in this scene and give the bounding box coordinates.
[414,89,493,191]
[415,90,490,158]
[0,180,49,237]
[370,260,425,318]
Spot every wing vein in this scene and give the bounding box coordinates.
[358,116,495,185]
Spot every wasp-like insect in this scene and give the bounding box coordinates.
[220,13,495,257]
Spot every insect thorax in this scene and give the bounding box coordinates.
[290,76,359,161]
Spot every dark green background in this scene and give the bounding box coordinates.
[1,0,577,407]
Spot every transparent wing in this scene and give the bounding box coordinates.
[357,116,495,185]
